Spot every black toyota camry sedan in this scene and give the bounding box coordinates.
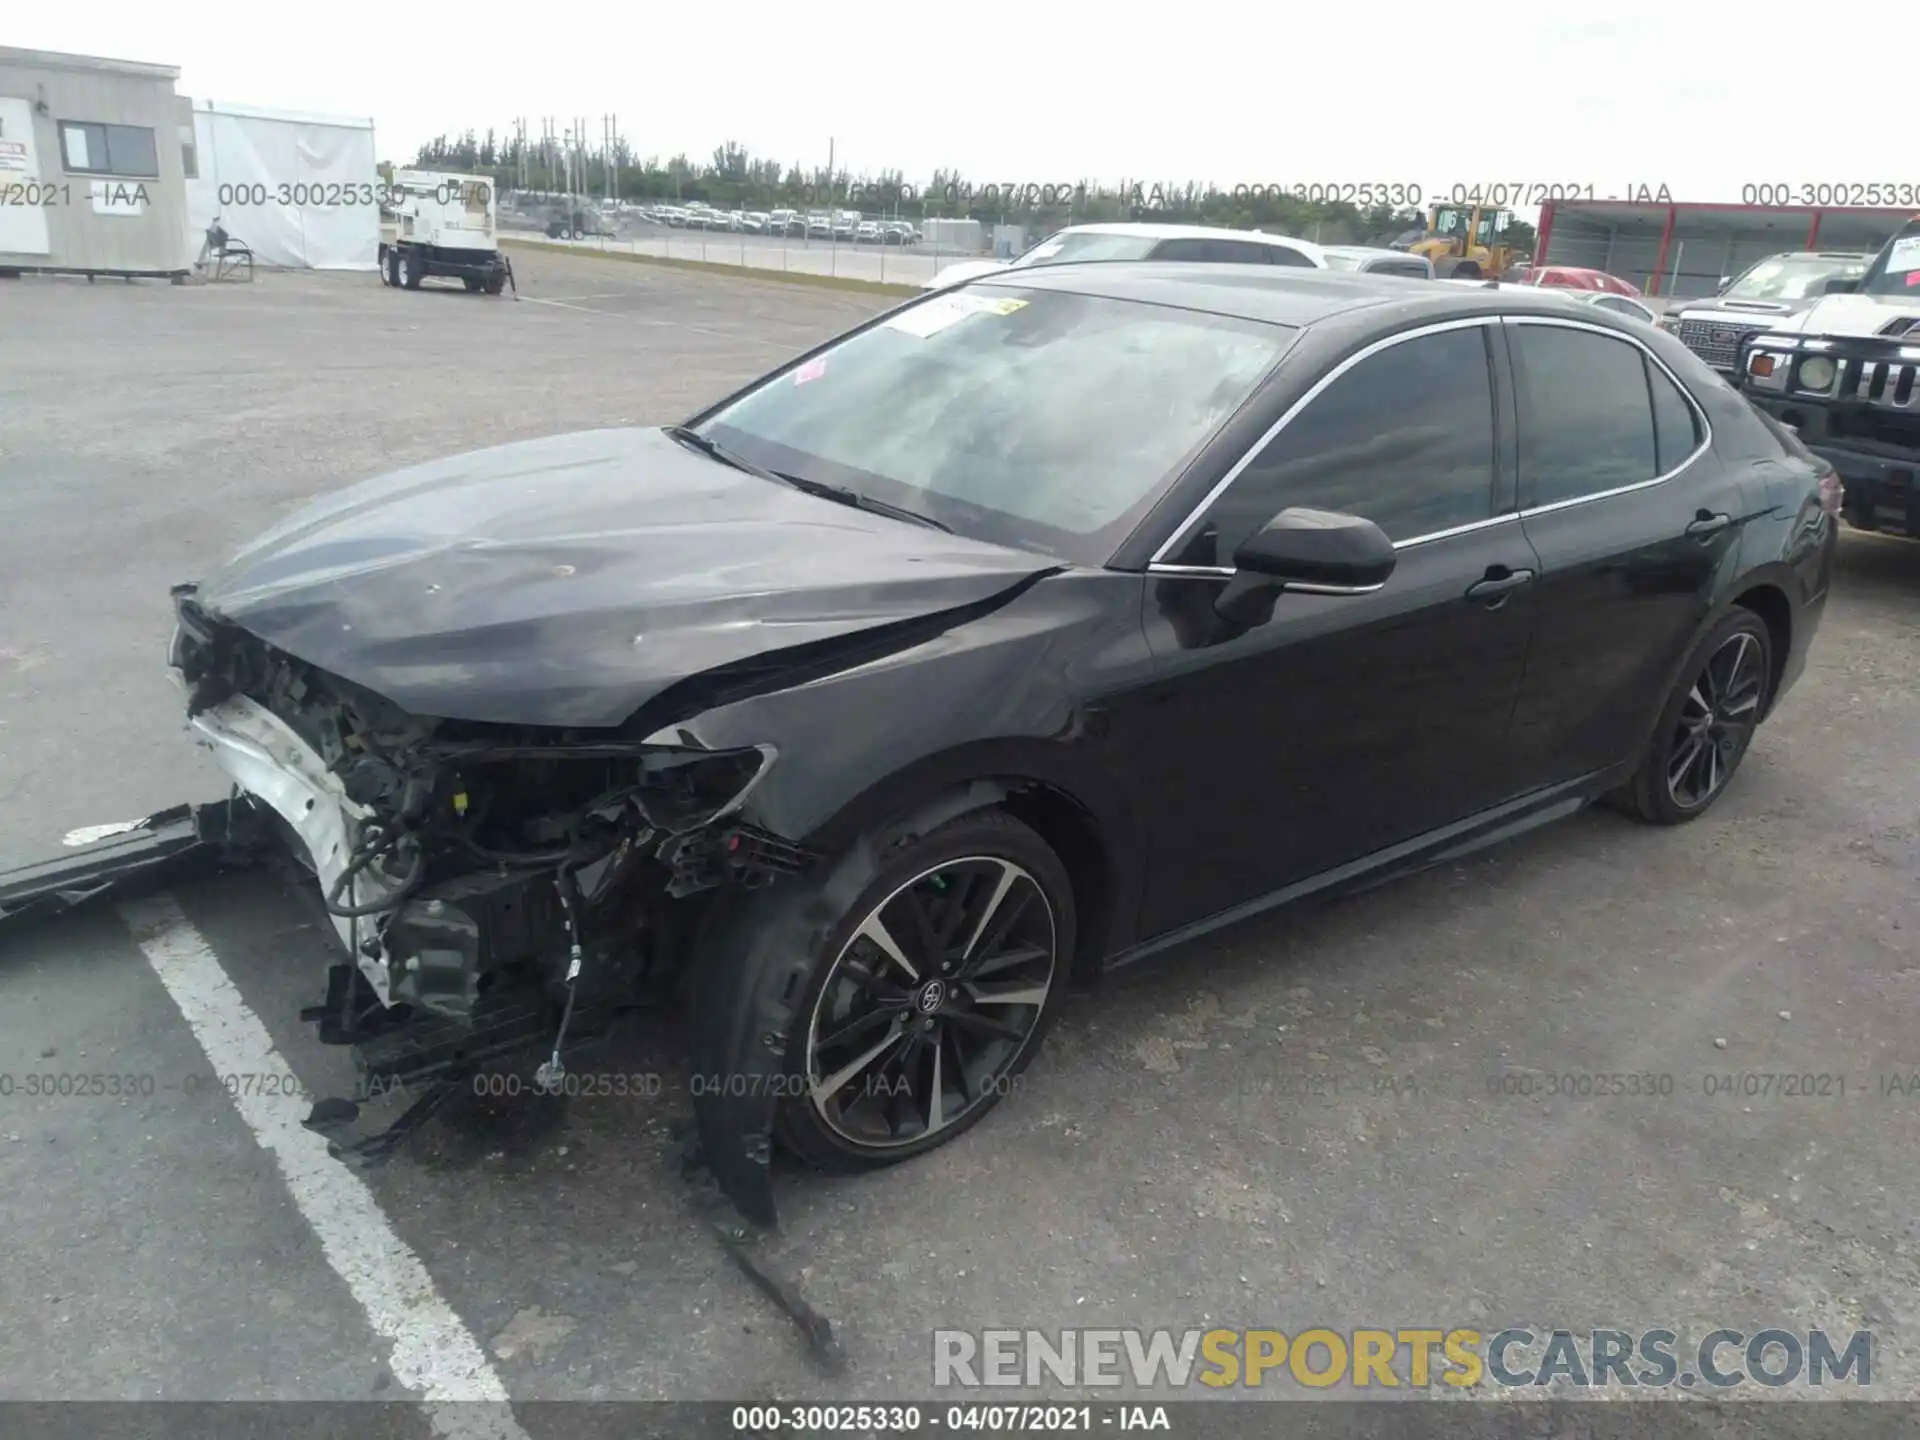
[166,264,1837,1224]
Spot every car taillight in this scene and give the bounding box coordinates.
[1817,469,1843,517]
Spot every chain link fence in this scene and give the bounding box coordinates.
[496,200,985,287]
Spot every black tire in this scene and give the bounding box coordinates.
[462,276,483,292]
[773,809,1075,1174]
[377,245,391,285]
[399,248,423,289]
[483,269,506,296]
[1609,608,1773,825]
[384,248,401,288]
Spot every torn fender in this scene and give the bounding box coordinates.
[688,785,1009,1227]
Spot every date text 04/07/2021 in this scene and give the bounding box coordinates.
[729,1403,1170,1432]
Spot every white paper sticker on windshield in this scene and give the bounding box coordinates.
[1888,234,1920,273]
[884,293,1027,337]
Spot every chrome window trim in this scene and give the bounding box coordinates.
[1140,563,1384,596]
[1501,315,1714,517]
[1142,510,1522,581]
[1149,316,1504,564]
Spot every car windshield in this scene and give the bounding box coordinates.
[1726,255,1869,301]
[1010,232,1160,268]
[1860,225,1920,297]
[697,286,1295,564]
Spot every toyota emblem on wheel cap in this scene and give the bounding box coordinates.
[916,979,946,1013]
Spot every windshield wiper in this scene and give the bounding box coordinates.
[662,424,791,486]
[662,426,952,533]
[777,474,953,533]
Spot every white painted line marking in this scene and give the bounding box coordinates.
[120,892,530,1440]
[517,295,618,316]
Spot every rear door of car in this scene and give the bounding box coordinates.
[1127,318,1541,937]
[1501,315,1752,791]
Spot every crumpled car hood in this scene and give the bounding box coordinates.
[194,427,1055,728]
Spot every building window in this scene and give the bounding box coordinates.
[59,121,160,179]
[179,124,198,180]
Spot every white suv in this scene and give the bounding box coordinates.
[922,223,1327,289]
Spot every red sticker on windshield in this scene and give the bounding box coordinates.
[793,357,828,385]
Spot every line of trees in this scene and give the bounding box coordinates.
[408,132,1536,251]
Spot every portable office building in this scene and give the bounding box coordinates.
[0,47,191,278]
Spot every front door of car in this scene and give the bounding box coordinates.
[1499,317,1756,792]
[1126,320,1542,940]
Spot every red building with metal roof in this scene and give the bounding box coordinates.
[1534,200,1915,300]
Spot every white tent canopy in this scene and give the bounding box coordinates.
[185,100,379,270]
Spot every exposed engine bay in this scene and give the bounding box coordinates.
[167,584,813,1161]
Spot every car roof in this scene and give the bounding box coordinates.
[1053,221,1324,257]
[977,262,1627,330]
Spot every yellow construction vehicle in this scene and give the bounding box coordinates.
[1410,204,1521,280]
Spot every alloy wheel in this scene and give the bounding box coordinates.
[1665,631,1764,810]
[806,855,1058,1150]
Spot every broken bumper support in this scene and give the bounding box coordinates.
[0,796,267,931]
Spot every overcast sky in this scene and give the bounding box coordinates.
[12,4,1895,204]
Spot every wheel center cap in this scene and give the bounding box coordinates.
[915,979,947,1014]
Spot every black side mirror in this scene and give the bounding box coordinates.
[1822,277,1859,295]
[1215,508,1396,627]
[1716,275,1732,293]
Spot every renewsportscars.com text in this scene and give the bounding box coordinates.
[933,1327,1873,1390]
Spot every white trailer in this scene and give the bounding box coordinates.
[377,169,513,294]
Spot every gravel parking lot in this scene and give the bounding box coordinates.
[2,251,1917,1419]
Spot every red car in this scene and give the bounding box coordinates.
[1510,264,1643,297]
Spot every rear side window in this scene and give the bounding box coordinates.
[1152,238,1286,265]
[1510,325,1658,506]
[1167,325,1497,562]
[1648,362,1702,473]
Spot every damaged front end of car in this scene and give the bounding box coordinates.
[168,582,813,1167]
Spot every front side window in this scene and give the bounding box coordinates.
[1012,232,1159,268]
[59,121,159,178]
[701,287,1296,565]
[1165,325,1499,566]
[1510,325,1662,506]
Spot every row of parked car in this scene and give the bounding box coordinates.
[921,222,1888,383]
[634,201,923,244]
[919,222,1658,316]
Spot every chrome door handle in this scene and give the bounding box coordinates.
[1685,511,1733,540]
[1465,568,1535,601]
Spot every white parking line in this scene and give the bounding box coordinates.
[517,295,620,316]
[120,892,530,1440]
